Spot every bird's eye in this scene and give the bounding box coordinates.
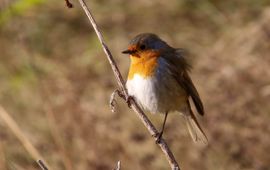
[139,44,146,50]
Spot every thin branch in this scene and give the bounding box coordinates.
[65,0,73,8]
[0,106,51,169]
[113,161,121,170]
[76,0,180,169]
[37,160,49,170]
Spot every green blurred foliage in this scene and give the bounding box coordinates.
[0,0,45,25]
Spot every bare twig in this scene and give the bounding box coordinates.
[110,89,126,113]
[76,0,180,169]
[109,89,119,113]
[113,161,121,170]
[37,160,49,170]
[0,106,51,169]
[65,0,73,8]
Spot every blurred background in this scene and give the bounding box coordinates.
[0,0,270,170]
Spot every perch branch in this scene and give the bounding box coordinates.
[76,0,180,169]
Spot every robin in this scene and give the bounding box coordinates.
[122,33,208,144]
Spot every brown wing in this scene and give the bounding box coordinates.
[161,49,205,116]
[178,72,205,116]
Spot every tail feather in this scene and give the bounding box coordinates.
[185,114,208,145]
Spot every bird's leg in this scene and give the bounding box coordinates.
[156,112,168,143]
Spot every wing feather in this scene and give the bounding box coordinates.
[161,49,205,116]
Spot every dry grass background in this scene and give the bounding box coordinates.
[0,0,270,170]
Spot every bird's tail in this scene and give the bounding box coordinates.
[184,110,208,145]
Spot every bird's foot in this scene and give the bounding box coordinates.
[153,132,163,144]
[125,95,134,108]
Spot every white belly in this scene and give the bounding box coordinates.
[126,74,159,113]
[126,73,187,114]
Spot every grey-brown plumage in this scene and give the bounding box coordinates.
[124,33,208,144]
[160,49,205,116]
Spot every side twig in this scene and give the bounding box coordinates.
[37,160,49,170]
[65,0,73,8]
[76,0,180,169]
[113,161,121,170]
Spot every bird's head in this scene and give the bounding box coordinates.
[122,33,171,59]
[123,33,173,79]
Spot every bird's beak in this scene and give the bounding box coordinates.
[122,49,137,54]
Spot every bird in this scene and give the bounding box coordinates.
[122,33,208,144]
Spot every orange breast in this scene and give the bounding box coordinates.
[128,50,160,80]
